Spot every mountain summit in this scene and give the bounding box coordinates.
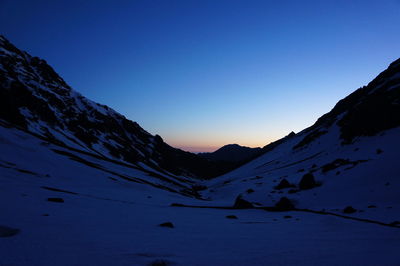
[199,144,262,163]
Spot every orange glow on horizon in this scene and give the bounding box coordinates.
[171,137,279,153]
[162,127,294,154]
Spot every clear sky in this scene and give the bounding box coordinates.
[1,0,399,152]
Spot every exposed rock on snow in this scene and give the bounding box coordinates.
[233,195,254,209]
[47,197,64,203]
[158,222,174,228]
[298,173,318,190]
[274,178,295,190]
[343,206,357,214]
[0,225,20,237]
[274,197,295,211]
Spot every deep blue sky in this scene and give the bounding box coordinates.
[1,0,399,152]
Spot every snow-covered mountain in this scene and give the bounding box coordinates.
[1,34,400,265]
[202,57,400,224]
[0,35,234,182]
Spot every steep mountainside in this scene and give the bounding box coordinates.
[201,58,400,225]
[199,144,262,163]
[0,35,232,180]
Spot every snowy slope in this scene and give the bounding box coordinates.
[1,122,400,266]
[202,58,400,225]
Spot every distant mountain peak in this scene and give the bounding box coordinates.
[199,143,262,163]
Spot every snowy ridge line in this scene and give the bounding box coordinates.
[170,203,400,229]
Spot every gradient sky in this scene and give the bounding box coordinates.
[1,0,400,152]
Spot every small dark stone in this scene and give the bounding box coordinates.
[223,180,231,184]
[170,203,184,207]
[246,188,255,194]
[299,173,317,190]
[311,164,317,168]
[147,196,152,199]
[47,197,64,203]
[226,215,238,219]
[274,197,295,211]
[343,206,357,214]
[233,196,254,209]
[159,222,174,228]
[275,179,294,190]
[297,169,305,173]
[376,149,383,154]
[367,205,376,208]
[42,214,49,216]
[149,259,171,266]
[385,182,390,186]
[288,189,298,194]
[283,215,292,219]
[0,225,20,237]
[336,171,341,175]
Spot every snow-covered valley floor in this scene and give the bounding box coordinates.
[1,126,400,266]
[2,181,400,266]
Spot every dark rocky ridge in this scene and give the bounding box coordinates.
[293,58,400,149]
[199,144,262,163]
[0,35,233,179]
